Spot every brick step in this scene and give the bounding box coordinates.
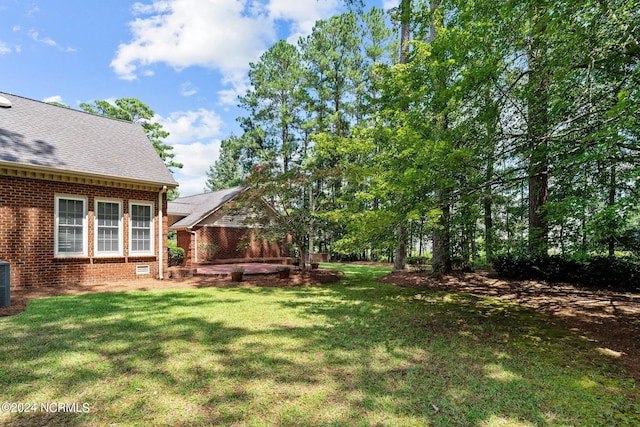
[195,257,297,265]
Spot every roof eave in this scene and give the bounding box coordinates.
[0,161,178,191]
[189,186,248,228]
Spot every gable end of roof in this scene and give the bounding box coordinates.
[0,92,178,188]
[168,186,246,228]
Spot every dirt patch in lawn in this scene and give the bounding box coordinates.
[379,269,640,381]
[0,269,342,318]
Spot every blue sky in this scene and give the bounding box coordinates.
[0,0,396,195]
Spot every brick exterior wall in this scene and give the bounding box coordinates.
[177,226,285,265]
[0,175,169,288]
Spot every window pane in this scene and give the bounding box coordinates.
[58,199,83,225]
[98,202,119,227]
[97,202,120,254]
[131,205,151,228]
[131,229,150,252]
[98,227,119,252]
[58,225,83,252]
[57,198,84,255]
[130,204,152,254]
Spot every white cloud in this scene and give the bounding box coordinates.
[172,140,222,195]
[111,0,274,82]
[217,87,242,107]
[382,0,400,10]
[131,2,160,15]
[43,95,64,104]
[217,70,250,106]
[26,29,75,52]
[155,107,225,195]
[268,0,341,43]
[173,174,212,196]
[173,140,221,176]
[112,0,343,102]
[0,41,10,54]
[156,108,224,143]
[28,30,56,46]
[180,81,197,97]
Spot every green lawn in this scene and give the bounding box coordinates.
[0,263,638,426]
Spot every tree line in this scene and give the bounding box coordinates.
[207,0,640,271]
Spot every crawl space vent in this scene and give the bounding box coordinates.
[136,265,151,275]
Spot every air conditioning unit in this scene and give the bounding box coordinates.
[0,261,9,307]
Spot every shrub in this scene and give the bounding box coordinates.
[472,258,493,270]
[168,247,185,267]
[493,253,640,292]
[167,238,178,250]
[407,255,430,265]
[451,255,473,272]
[198,243,219,262]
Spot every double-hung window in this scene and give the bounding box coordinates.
[129,202,154,256]
[55,196,87,257]
[95,200,123,256]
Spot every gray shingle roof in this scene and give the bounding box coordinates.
[168,186,245,228]
[0,92,177,187]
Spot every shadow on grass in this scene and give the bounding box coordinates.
[0,266,637,426]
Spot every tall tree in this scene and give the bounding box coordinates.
[227,0,640,268]
[300,11,363,137]
[525,3,551,253]
[205,135,248,191]
[300,11,365,256]
[391,0,412,271]
[426,0,455,273]
[238,40,306,173]
[357,6,394,122]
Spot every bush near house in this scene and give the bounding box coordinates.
[168,246,185,267]
[493,253,640,292]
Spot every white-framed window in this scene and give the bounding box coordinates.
[55,195,88,257]
[95,199,123,256]
[129,202,154,256]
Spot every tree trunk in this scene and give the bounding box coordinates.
[394,225,407,270]
[282,124,289,173]
[527,5,550,254]
[484,196,494,261]
[300,246,308,272]
[432,201,452,273]
[392,0,412,271]
[470,226,476,262]
[484,96,497,263]
[418,218,424,257]
[429,0,451,273]
[608,164,616,256]
[528,151,548,253]
[399,0,411,64]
